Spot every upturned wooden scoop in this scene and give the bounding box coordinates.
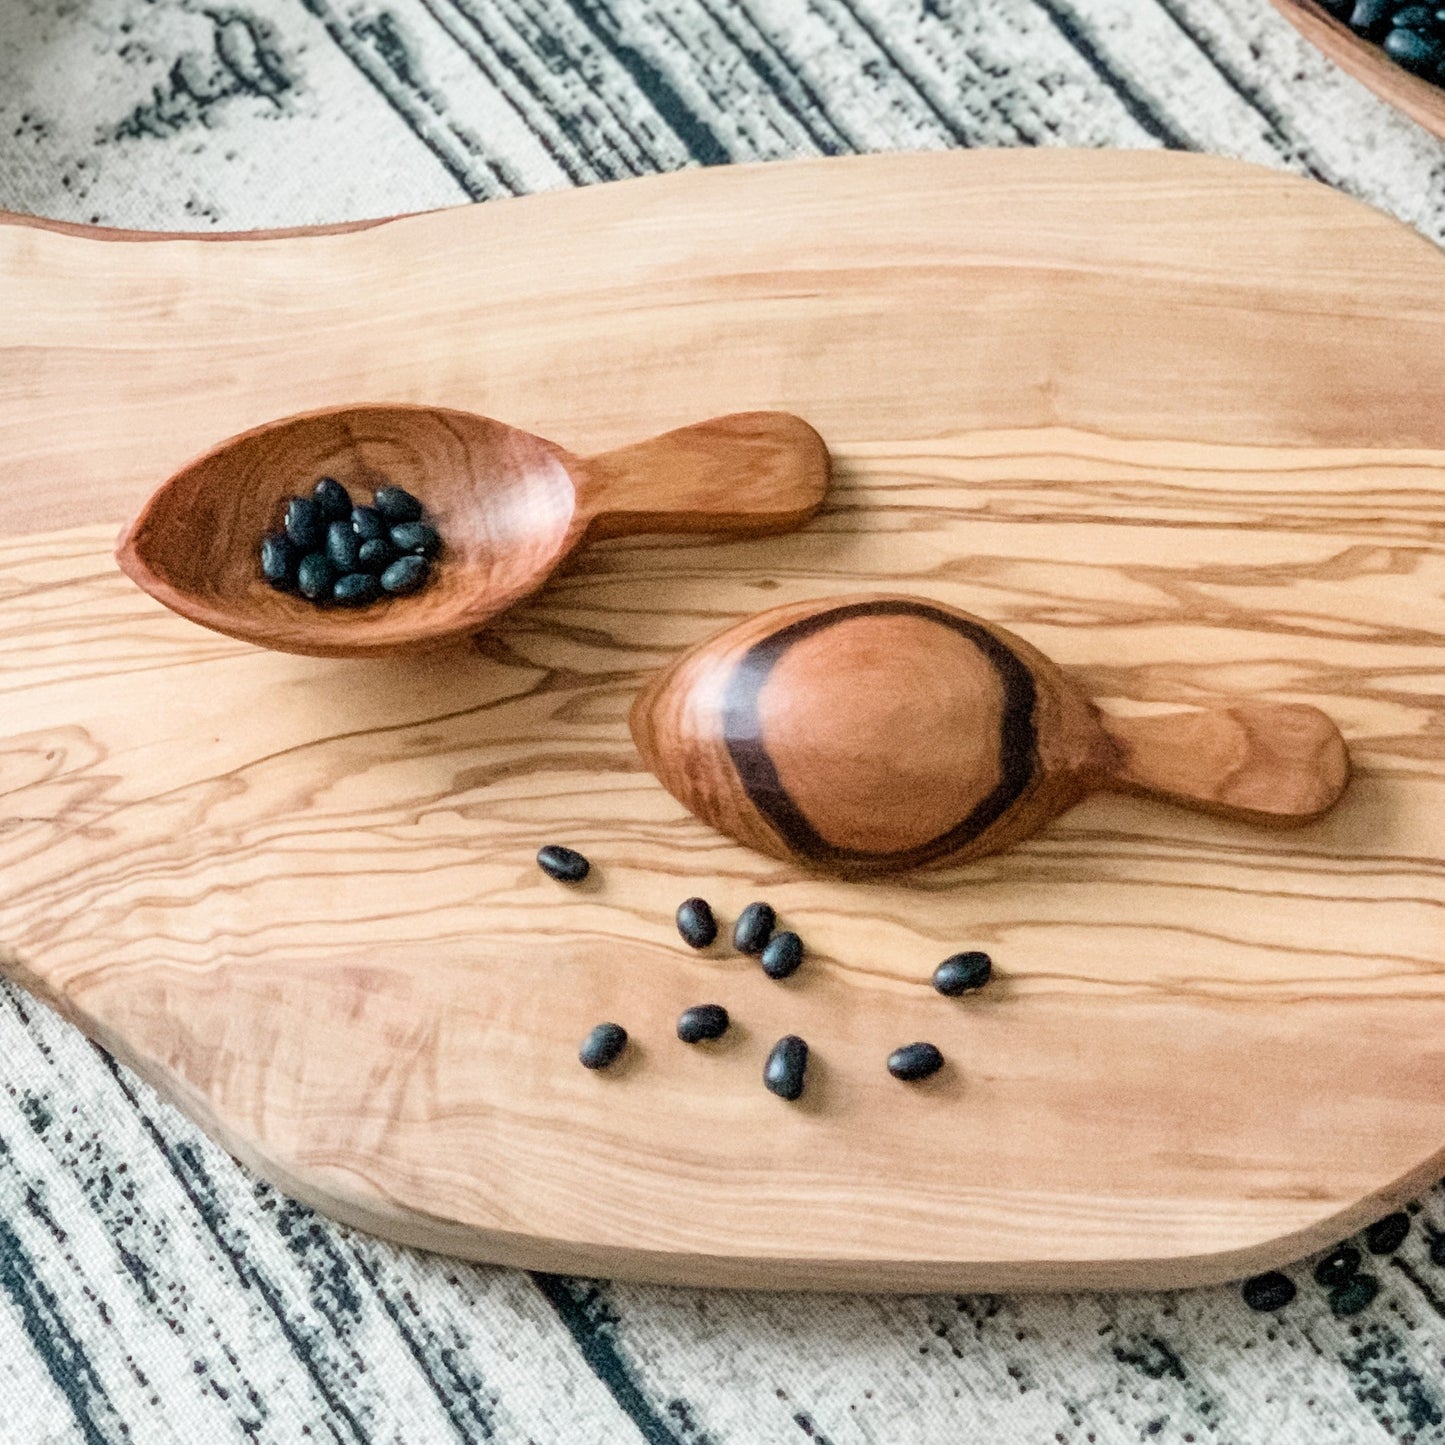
[117,405,829,657]
[630,595,1350,875]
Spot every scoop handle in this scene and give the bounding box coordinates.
[574,412,829,540]
[1097,703,1349,826]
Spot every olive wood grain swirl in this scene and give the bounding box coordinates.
[116,406,829,658]
[630,596,1350,875]
[1,152,1444,1295]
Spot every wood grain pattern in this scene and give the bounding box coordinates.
[1106,703,1351,823]
[115,406,828,657]
[629,596,1349,874]
[1270,0,1445,139]
[1,151,1444,1292]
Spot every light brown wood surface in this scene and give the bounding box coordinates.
[1,151,1444,1292]
[1271,0,1445,139]
[116,406,829,656]
[629,595,1349,874]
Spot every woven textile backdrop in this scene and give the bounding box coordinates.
[2,2,1444,1442]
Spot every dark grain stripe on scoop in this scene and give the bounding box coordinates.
[722,600,1039,867]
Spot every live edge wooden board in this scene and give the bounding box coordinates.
[1,151,1443,1294]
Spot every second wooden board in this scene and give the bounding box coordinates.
[0,151,1443,1291]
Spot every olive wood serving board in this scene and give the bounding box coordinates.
[1,151,1443,1293]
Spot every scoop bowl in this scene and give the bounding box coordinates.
[117,404,829,657]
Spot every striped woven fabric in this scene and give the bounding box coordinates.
[1,3,1444,1442]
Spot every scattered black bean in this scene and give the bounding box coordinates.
[296,552,336,601]
[357,538,394,573]
[675,897,717,948]
[260,533,295,589]
[374,485,423,523]
[1241,1271,1296,1313]
[932,951,992,996]
[1328,1273,1380,1317]
[326,519,361,572]
[313,477,352,520]
[1364,1211,1410,1254]
[391,521,442,557]
[1313,1245,1361,1287]
[759,930,803,980]
[734,901,776,955]
[1427,1230,1445,1267]
[537,845,590,883]
[333,572,381,607]
[284,496,324,550]
[579,1022,627,1070]
[887,1042,944,1081]
[677,1004,730,1043]
[764,1035,808,1100]
[351,504,387,541]
[381,555,430,596]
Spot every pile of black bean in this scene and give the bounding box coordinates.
[537,845,994,1101]
[261,477,441,607]
[1320,0,1445,82]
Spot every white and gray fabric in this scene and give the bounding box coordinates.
[2,3,1444,1442]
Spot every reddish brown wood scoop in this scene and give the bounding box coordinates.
[117,405,829,657]
[631,595,1350,875]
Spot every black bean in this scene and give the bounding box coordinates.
[675,897,717,948]
[380,555,430,596]
[759,931,803,980]
[313,477,352,520]
[1385,24,1442,70]
[284,496,324,550]
[374,485,423,523]
[1318,0,1352,12]
[764,1035,808,1100]
[734,901,776,955]
[1313,1245,1361,1287]
[296,552,335,601]
[1394,5,1438,31]
[1427,1231,1445,1267]
[357,538,394,573]
[1364,1211,1410,1254]
[351,505,387,541]
[390,521,442,557]
[676,1004,730,1043]
[326,519,361,572]
[1328,1273,1380,1317]
[333,572,381,607]
[932,951,992,996]
[1349,0,1395,37]
[1241,1271,1295,1313]
[579,1022,627,1070]
[259,532,296,589]
[537,845,590,883]
[887,1042,944,1081]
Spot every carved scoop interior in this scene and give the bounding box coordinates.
[629,594,1351,875]
[116,405,830,658]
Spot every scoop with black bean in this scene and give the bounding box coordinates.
[261,478,441,607]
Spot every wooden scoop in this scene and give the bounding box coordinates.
[116,405,829,657]
[630,595,1350,875]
